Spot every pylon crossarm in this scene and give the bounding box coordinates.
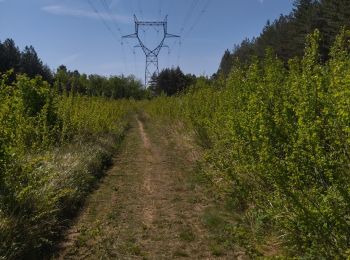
[137,21,166,26]
[122,33,137,39]
[122,15,180,86]
[165,33,180,38]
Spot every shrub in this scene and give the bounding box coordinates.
[144,29,350,258]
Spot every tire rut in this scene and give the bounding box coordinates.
[56,116,238,259]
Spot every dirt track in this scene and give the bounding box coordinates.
[57,116,238,259]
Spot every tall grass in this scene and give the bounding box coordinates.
[0,73,134,258]
[144,30,350,258]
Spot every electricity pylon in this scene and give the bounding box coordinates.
[123,15,180,86]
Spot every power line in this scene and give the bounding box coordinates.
[177,39,182,67]
[100,0,122,34]
[183,0,212,39]
[133,49,137,77]
[158,0,163,19]
[121,38,128,75]
[137,0,143,19]
[97,0,134,53]
[166,46,170,68]
[86,0,121,44]
[179,0,200,34]
[87,0,133,76]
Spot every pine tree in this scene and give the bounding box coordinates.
[318,0,350,59]
[218,49,232,77]
[0,39,20,72]
[20,46,44,78]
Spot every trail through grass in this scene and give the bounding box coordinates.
[56,115,243,259]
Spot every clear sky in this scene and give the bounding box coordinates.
[0,0,294,80]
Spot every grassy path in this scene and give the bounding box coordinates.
[56,116,239,259]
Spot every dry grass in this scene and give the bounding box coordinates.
[0,133,123,259]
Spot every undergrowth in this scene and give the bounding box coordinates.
[0,73,134,258]
[144,29,350,259]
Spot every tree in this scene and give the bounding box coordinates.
[20,46,43,77]
[0,39,20,73]
[291,0,320,56]
[151,67,195,96]
[54,65,70,94]
[217,0,350,75]
[0,40,53,82]
[318,0,350,59]
[218,49,232,77]
[20,46,53,83]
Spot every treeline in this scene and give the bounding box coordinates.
[0,39,147,99]
[150,67,197,96]
[0,39,53,82]
[55,65,147,99]
[146,29,350,258]
[218,0,350,76]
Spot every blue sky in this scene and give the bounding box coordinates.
[0,0,294,80]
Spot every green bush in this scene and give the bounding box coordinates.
[0,72,134,258]
[144,29,350,258]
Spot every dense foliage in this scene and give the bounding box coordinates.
[150,67,196,96]
[145,30,350,258]
[0,39,52,82]
[54,65,147,99]
[2,1,350,258]
[218,0,350,77]
[0,72,134,258]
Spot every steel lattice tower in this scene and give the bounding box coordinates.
[123,15,179,86]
